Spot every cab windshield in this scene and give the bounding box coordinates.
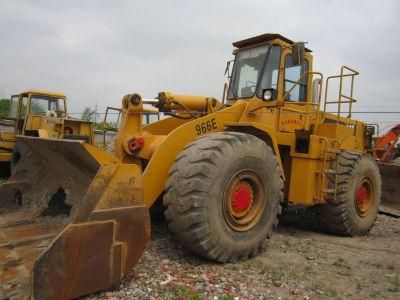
[30,95,66,117]
[227,45,281,100]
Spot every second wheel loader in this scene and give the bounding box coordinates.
[0,33,388,299]
[0,89,94,177]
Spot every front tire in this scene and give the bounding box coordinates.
[163,132,283,262]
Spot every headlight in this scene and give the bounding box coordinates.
[263,89,273,101]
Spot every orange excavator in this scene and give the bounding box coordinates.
[372,124,400,217]
[373,124,400,164]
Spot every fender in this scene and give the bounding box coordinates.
[142,102,247,207]
[224,122,285,181]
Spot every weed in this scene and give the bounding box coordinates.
[371,262,382,269]
[308,283,321,293]
[283,239,293,248]
[387,264,395,271]
[242,260,253,270]
[271,271,284,283]
[326,287,337,297]
[229,264,239,271]
[338,269,351,277]
[287,271,302,280]
[315,251,327,259]
[388,286,400,293]
[369,288,381,298]
[259,265,267,275]
[356,282,363,291]
[304,266,315,276]
[170,285,202,300]
[298,246,311,254]
[388,274,400,293]
[219,296,234,300]
[332,258,351,269]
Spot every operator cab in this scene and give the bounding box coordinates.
[226,33,313,105]
[8,90,67,134]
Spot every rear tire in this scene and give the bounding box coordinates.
[163,132,283,262]
[316,151,381,236]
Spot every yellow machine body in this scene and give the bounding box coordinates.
[0,34,377,299]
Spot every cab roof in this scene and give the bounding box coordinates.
[233,33,312,52]
[21,89,66,98]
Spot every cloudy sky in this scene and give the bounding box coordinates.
[0,0,399,130]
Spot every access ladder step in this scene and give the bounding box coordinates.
[327,149,341,154]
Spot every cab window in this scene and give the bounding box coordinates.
[227,45,269,99]
[284,54,308,102]
[9,96,19,118]
[30,95,66,117]
[19,96,28,118]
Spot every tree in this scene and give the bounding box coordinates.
[0,99,10,118]
[80,107,95,122]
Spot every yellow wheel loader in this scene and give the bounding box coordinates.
[0,89,94,176]
[0,34,388,299]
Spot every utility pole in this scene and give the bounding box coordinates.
[94,102,98,124]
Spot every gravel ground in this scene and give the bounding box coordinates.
[84,207,400,300]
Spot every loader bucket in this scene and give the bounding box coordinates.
[379,163,400,217]
[0,137,150,299]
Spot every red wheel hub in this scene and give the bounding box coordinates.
[357,185,368,206]
[223,170,265,232]
[232,185,252,212]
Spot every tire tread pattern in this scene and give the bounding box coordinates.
[316,151,381,236]
[163,132,283,262]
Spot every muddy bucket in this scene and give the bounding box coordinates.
[379,163,400,217]
[0,137,150,299]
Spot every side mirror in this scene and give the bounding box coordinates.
[292,42,305,65]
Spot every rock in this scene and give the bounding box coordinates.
[201,274,209,281]
[273,280,283,287]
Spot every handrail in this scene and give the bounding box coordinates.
[324,65,359,118]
